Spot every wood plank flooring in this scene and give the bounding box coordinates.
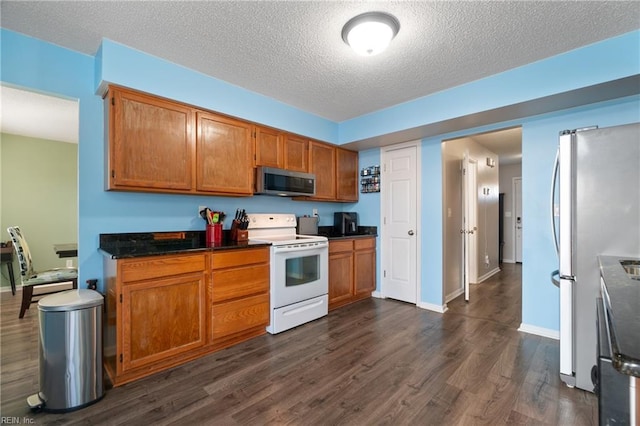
[0,263,596,425]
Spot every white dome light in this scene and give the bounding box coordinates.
[342,12,400,56]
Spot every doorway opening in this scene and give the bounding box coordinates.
[442,126,522,314]
[0,84,79,291]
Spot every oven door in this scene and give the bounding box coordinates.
[271,242,328,309]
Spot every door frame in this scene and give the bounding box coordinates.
[513,176,522,263]
[462,154,479,301]
[379,140,422,306]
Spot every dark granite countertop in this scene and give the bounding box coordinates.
[317,226,377,240]
[99,231,270,259]
[598,255,640,377]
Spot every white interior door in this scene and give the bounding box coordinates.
[461,154,478,301]
[382,144,418,304]
[514,177,522,263]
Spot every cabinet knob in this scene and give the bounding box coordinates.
[408,230,414,236]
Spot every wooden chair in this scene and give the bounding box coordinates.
[6,226,77,318]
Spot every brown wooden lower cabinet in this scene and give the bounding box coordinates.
[209,248,270,342]
[103,247,270,387]
[329,237,376,310]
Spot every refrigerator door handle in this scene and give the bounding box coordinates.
[550,148,560,254]
[551,269,560,287]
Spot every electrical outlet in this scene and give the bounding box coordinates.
[66,259,73,268]
[484,254,490,266]
[312,209,318,217]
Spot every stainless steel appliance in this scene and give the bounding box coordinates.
[297,216,319,235]
[596,295,631,423]
[334,212,359,235]
[550,123,640,391]
[254,167,315,197]
[248,213,328,334]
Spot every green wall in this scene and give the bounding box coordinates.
[0,133,77,289]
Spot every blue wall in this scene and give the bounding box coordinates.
[2,27,638,334]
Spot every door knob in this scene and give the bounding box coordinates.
[408,230,414,236]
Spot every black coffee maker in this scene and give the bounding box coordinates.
[334,212,359,235]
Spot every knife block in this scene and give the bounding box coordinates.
[231,221,248,242]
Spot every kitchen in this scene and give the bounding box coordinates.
[1,2,639,423]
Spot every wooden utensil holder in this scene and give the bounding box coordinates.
[231,221,248,242]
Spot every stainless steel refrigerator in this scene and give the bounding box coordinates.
[550,123,640,392]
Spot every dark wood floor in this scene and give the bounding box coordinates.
[1,263,596,425]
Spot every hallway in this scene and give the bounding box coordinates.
[447,262,522,328]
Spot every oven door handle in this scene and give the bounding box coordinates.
[273,243,328,253]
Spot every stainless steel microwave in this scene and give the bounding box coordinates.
[255,167,316,197]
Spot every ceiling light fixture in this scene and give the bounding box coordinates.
[342,12,400,57]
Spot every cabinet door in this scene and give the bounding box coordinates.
[309,141,336,200]
[329,252,353,309]
[354,248,376,296]
[196,112,253,195]
[108,88,194,191]
[120,272,206,373]
[283,134,308,172]
[255,126,283,168]
[336,148,359,202]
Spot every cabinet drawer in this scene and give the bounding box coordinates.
[210,293,270,340]
[212,247,270,269]
[211,264,270,302]
[354,238,376,250]
[120,254,206,283]
[329,240,353,254]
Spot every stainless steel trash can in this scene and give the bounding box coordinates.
[27,289,104,412]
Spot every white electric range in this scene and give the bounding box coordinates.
[247,213,328,334]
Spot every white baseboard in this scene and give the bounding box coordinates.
[417,301,448,314]
[502,259,516,264]
[373,291,447,313]
[518,323,559,340]
[445,287,464,303]
[0,286,17,293]
[475,267,501,283]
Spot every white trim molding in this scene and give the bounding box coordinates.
[518,323,559,340]
[475,267,501,283]
[418,301,448,314]
[371,290,384,299]
[445,287,464,303]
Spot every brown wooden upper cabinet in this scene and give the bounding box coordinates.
[196,112,253,195]
[303,142,358,202]
[336,148,359,202]
[309,141,337,200]
[283,134,309,172]
[255,127,309,173]
[106,87,194,192]
[105,86,357,199]
[254,126,283,168]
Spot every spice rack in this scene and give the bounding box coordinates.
[360,165,380,193]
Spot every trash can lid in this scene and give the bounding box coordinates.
[38,289,103,312]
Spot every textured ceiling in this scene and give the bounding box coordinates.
[1,1,639,123]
